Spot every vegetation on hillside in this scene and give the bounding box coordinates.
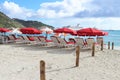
[0,11,54,29]
[13,18,54,29]
[0,12,24,28]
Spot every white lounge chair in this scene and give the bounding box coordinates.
[51,36,61,47]
[96,37,107,49]
[39,36,53,46]
[75,37,86,48]
[0,35,7,44]
[32,36,42,44]
[16,36,34,44]
[57,37,75,48]
[5,34,22,43]
[96,37,103,44]
[6,35,16,43]
[86,38,95,49]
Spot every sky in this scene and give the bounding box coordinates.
[0,0,120,30]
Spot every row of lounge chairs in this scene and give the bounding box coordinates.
[2,35,104,49]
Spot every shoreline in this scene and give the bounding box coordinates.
[113,46,120,50]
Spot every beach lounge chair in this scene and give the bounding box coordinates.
[5,34,20,43]
[86,38,95,49]
[96,37,107,49]
[0,35,7,44]
[5,35,15,43]
[75,37,86,48]
[15,36,26,43]
[32,36,42,44]
[39,36,53,46]
[51,36,63,47]
[17,36,35,44]
[96,37,103,44]
[57,37,75,48]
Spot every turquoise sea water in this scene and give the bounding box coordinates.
[103,30,120,47]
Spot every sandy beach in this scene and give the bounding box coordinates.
[0,43,120,80]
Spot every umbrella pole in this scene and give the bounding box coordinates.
[45,31,47,40]
[3,32,6,43]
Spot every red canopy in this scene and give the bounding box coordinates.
[77,28,108,36]
[54,27,77,35]
[0,28,10,32]
[20,27,42,34]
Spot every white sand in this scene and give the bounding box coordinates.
[0,43,120,80]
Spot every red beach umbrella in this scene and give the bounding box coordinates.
[54,27,77,35]
[20,27,42,34]
[40,27,53,34]
[0,28,10,32]
[77,28,108,36]
[102,31,108,35]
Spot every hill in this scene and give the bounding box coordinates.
[13,18,54,29]
[0,11,54,29]
[0,12,24,28]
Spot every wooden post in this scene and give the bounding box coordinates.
[108,42,110,49]
[40,60,46,80]
[101,40,103,51]
[92,43,95,56]
[112,42,114,50]
[75,46,80,67]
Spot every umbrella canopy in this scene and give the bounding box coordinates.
[54,27,77,35]
[10,28,22,34]
[77,28,108,36]
[20,27,42,34]
[40,27,53,34]
[0,28,10,32]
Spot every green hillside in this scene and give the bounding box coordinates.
[0,11,54,29]
[13,18,54,29]
[0,12,24,28]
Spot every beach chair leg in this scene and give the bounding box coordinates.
[65,46,68,48]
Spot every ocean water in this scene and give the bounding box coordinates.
[103,30,120,47]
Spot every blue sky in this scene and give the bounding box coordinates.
[0,0,120,30]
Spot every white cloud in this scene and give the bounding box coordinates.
[36,9,56,18]
[3,1,23,14]
[1,0,94,18]
[0,1,34,19]
[0,0,120,30]
[37,0,94,18]
[41,17,120,30]
[1,0,120,18]
[1,0,95,18]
